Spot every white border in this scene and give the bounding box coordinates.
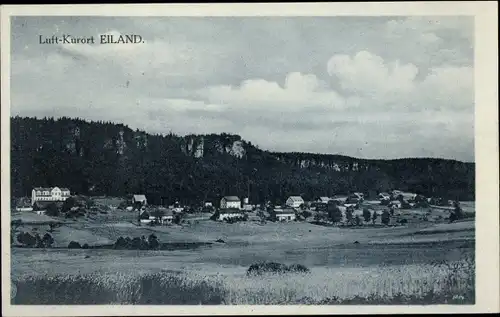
[1,2,499,316]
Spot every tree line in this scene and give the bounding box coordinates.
[11,116,475,206]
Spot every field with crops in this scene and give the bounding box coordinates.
[10,202,475,305]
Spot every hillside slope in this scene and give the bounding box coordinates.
[11,116,475,204]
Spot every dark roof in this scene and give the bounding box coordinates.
[222,196,240,202]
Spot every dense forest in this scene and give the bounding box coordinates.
[10,116,475,205]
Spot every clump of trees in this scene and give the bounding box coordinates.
[113,234,161,250]
[327,202,342,224]
[17,232,54,248]
[381,209,391,226]
[449,201,465,223]
[247,262,310,276]
[362,208,371,223]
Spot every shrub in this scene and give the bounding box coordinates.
[399,219,408,224]
[287,264,310,273]
[17,232,36,247]
[114,236,128,249]
[61,197,77,213]
[371,211,378,224]
[68,241,82,249]
[148,234,160,250]
[82,243,89,249]
[247,262,310,276]
[247,262,289,276]
[381,210,391,225]
[354,215,362,226]
[45,203,60,217]
[362,208,371,222]
[42,233,54,248]
[327,203,342,224]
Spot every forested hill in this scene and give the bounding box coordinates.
[10,116,475,204]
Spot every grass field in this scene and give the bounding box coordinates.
[10,201,476,305]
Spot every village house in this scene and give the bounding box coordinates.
[317,197,331,204]
[31,187,70,206]
[272,207,297,222]
[286,196,305,208]
[331,195,348,205]
[132,194,147,206]
[378,192,391,201]
[217,208,245,221]
[220,196,241,209]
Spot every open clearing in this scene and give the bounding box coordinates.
[11,202,475,304]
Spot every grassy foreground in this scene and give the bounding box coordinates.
[12,255,474,305]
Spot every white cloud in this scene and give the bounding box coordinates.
[10,17,474,161]
[199,72,355,112]
[327,51,419,98]
[326,50,473,111]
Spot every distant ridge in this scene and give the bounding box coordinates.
[10,116,475,204]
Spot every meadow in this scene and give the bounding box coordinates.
[10,201,475,305]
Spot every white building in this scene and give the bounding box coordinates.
[286,196,304,208]
[132,194,147,206]
[273,208,296,222]
[220,196,241,209]
[317,197,331,204]
[378,192,390,200]
[31,187,70,206]
[217,208,245,221]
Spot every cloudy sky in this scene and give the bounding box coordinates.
[10,16,474,161]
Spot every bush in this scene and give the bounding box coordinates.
[381,210,391,225]
[148,234,160,250]
[399,219,408,224]
[371,211,378,224]
[45,203,60,217]
[247,262,289,275]
[17,232,36,247]
[247,262,310,276]
[362,208,371,222]
[82,243,89,249]
[68,241,81,249]
[287,264,310,273]
[327,203,342,224]
[354,215,362,226]
[61,197,77,213]
[42,233,54,248]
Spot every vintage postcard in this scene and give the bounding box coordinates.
[1,2,499,316]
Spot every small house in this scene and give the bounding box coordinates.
[331,195,348,205]
[220,196,241,209]
[378,192,390,201]
[217,208,245,221]
[317,197,331,204]
[272,207,296,222]
[389,200,402,209]
[132,194,147,206]
[161,209,174,224]
[285,196,304,208]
